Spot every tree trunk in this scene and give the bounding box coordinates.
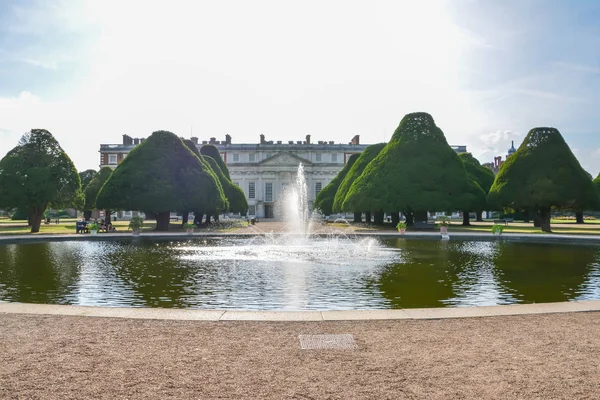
[193,212,202,225]
[83,210,92,221]
[523,209,530,223]
[415,210,428,223]
[539,207,552,233]
[462,211,471,226]
[391,212,400,226]
[374,210,384,225]
[29,206,45,233]
[365,212,371,223]
[475,210,483,222]
[155,212,171,231]
[405,212,414,226]
[181,211,189,226]
[576,211,584,224]
[533,214,541,227]
[106,209,112,223]
[353,212,361,223]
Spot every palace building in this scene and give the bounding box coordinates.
[99,134,468,219]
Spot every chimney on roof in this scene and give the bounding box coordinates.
[122,134,133,145]
[209,137,216,144]
[225,134,231,145]
[351,135,360,145]
[260,134,265,144]
[288,141,294,144]
[305,134,311,145]
[191,137,199,145]
[329,141,334,145]
[133,138,140,145]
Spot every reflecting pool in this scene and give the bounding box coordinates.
[0,237,599,310]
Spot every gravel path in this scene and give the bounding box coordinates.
[2,312,600,399]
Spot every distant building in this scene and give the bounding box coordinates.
[99,134,468,219]
[483,140,518,175]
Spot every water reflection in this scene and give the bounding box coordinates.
[0,242,81,304]
[492,241,596,303]
[0,238,599,309]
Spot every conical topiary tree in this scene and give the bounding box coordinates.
[314,153,360,216]
[459,153,495,224]
[342,112,471,224]
[183,139,247,223]
[333,143,386,222]
[457,179,487,226]
[96,131,227,231]
[200,144,231,180]
[595,174,600,199]
[487,127,599,232]
[84,167,113,221]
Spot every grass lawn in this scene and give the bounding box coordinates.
[0,219,247,235]
[351,219,600,235]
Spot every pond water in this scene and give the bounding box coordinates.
[0,237,599,310]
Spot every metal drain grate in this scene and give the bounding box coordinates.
[299,334,357,350]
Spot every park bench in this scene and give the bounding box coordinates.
[75,221,88,234]
[412,221,436,230]
[493,218,513,225]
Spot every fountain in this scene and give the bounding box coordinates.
[280,163,310,236]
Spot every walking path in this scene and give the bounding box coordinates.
[1,227,600,243]
[1,310,600,399]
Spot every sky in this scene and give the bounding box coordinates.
[1,0,599,175]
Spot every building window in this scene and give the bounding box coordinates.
[265,182,273,202]
[233,153,239,162]
[248,205,256,216]
[331,153,338,162]
[316,153,321,162]
[265,153,272,159]
[249,153,255,162]
[315,182,322,196]
[108,154,117,164]
[248,182,255,199]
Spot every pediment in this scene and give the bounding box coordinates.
[259,152,312,166]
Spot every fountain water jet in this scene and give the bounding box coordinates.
[279,163,311,238]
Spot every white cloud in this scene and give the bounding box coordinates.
[20,58,58,70]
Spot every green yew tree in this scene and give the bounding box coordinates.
[342,112,471,224]
[83,167,113,221]
[79,169,97,220]
[96,131,227,231]
[459,153,495,224]
[487,127,599,232]
[0,129,83,233]
[333,143,386,222]
[79,169,97,190]
[183,139,246,223]
[314,153,360,216]
[200,144,231,180]
[595,174,600,200]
